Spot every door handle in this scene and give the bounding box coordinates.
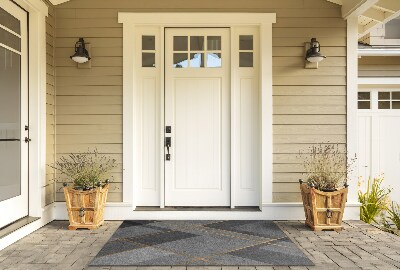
[165,137,171,161]
[0,139,20,142]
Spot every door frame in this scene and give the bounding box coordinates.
[119,13,276,210]
[11,0,49,218]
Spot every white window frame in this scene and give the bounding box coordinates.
[118,13,276,210]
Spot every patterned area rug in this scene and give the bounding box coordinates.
[90,220,314,266]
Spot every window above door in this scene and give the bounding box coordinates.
[172,35,222,68]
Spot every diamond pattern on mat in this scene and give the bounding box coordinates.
[129,231,198,246]
[90,220,314,266]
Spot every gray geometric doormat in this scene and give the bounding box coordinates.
[90,220,314,266]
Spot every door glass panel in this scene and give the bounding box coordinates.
[239,52,253,67]
[142,35,155,50]
[189,53,204,68]
[392,101,400,109]
[392,92,400,100]
[239,35,253,50]
[378,101,390,109]
[142,52,155,67]
[358,101,370,109]
[0,46,21,202]
[190,36,204,51]
[173,53,188,68]
[0,27,21,51]
[207,53,221,68]
[207,36,221,50]
[0,7,20,34]
[358,92,370,100]
[173,36,188,51]
[378,92,390,100]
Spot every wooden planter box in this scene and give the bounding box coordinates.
[300,182,348,231]
[63,184,109,230]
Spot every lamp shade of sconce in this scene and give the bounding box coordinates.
[305,38,326,63]
[70,38,91,64]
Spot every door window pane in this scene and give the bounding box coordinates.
[173,53,188,68]
[358,92,370,100]
[142,35,155,50]
[0,7,20,34]
[0,47,21,201]
[378,92,390,100]
[207,53,221,68]
[189,53,204,68]
[173,36,188,51]
[378,101,390,109]
[392,101,400,109]
[392,92,400,100]
[239,35,253,50]
[190,36,204,51]
[142,53,155,67]
[239,52,253,67]
[207,36,221,50]
[0,27,21,51]
[358,101,370,109]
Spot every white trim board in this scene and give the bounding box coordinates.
[359,77,400,85]
[119,13,276,210]
[347,16,359,203]
[53,202,361,220]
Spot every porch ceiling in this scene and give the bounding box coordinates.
[326,0,400,39]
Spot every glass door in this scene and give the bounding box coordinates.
[0,0,28,229]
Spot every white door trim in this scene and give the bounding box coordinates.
[12,0,48,217]
[119,13,276,210]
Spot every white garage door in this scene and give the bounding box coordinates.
[358,89,400,203]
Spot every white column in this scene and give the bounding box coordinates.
[347,16,360,205]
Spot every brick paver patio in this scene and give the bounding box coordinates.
[0,220,399,270]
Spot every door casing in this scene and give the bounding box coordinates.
[119,13,276,210]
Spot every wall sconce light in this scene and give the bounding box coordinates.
[305,38,326,69]
[70,38,91,64]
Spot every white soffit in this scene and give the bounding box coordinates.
[326,0,400,38]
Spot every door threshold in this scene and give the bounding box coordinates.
[0,216,40,240]
[135,206,261,212]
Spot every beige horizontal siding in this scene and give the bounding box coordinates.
[55,0,346,203]
[359,56,400,77]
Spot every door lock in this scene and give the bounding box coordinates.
[24,137,31,143]
[165,137,171,161]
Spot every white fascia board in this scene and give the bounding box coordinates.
[358,48,400,56]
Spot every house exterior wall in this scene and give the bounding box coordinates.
[45,0,56,207]
[54,0,347,203]
[359,56,400,77]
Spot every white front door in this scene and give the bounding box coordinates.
[358,90,400,202]
[0,0,29,228]
[164,28,230,206]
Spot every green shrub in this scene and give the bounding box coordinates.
[358,176,391,224]
[383,201,400,230]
